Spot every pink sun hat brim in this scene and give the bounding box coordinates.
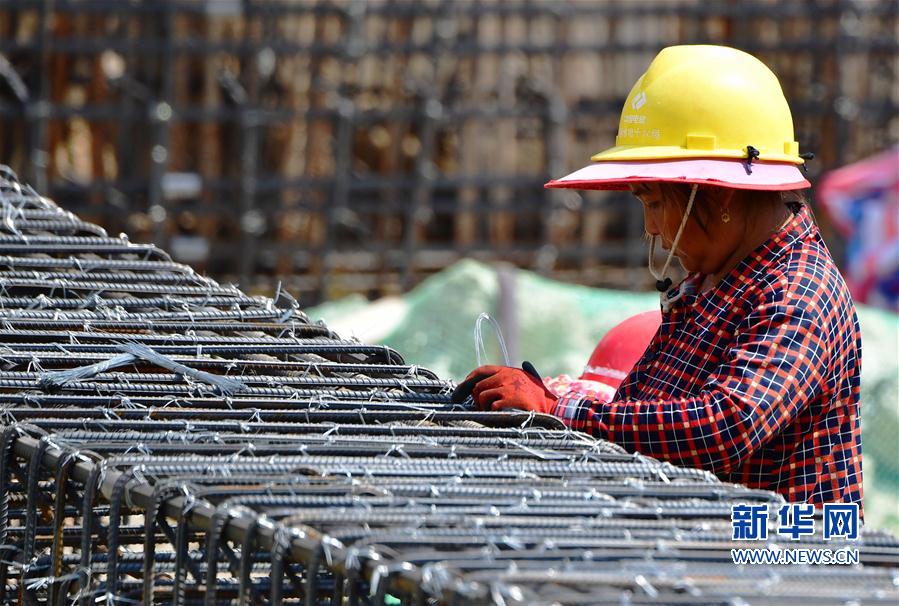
[545,158,811,191]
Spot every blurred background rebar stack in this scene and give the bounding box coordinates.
[0,0,895,302]
[0,165,897,604]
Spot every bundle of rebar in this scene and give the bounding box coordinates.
[0,164,896,605]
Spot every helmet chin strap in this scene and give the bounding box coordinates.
[649,183,698,292]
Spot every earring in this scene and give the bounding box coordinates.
[721,208,731,223]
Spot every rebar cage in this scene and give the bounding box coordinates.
[0,166,897,604]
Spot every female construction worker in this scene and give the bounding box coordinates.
[453,45,863,510]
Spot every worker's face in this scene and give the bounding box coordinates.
[631,183,731,275]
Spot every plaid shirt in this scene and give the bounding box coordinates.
[554,207,864,511]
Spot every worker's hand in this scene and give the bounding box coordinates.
[451,365,558,414]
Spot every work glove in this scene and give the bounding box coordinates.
[451,362,558,414]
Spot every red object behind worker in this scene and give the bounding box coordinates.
[581,310,661,389]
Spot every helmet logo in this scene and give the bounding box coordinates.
[631,91,647,110]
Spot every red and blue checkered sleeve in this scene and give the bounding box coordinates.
[552,298,831,476]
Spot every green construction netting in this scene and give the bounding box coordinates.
[309,259,899,532]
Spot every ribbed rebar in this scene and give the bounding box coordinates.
[0,163,895,606]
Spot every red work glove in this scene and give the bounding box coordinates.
[451,365,558,414]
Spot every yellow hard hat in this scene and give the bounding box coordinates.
[598,45,801,164]
[546,45,810,191]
